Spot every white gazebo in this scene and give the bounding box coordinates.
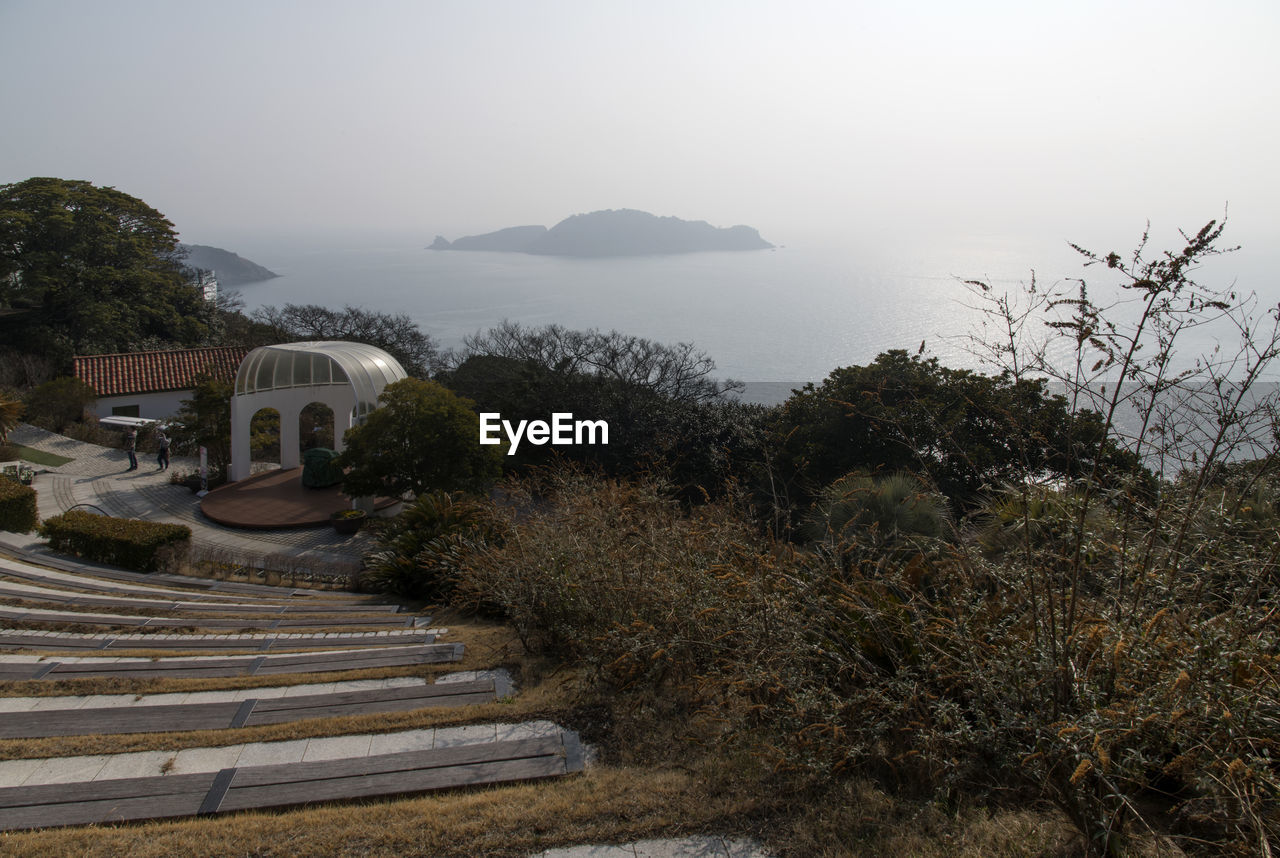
[229,341,407,482]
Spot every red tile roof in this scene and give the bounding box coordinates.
[74,347,251,397]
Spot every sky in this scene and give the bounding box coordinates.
[2,0,1278,255]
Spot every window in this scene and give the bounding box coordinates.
[111,404,141,418]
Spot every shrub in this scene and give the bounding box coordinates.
[803,470,950,564]
[454,469,803,709]
[455,463,1280,857]
[361,491,505,600]
[23,376,98,434]
[40,510,191,572]
[0,476,37,533]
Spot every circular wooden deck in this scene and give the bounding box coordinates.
[199,468,397,529]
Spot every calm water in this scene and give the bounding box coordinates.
[226,232,1276,404]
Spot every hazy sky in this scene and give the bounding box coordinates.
[2,0,1277,253]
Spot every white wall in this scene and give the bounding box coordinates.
[90,390,190,421]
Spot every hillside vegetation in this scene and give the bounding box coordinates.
[369,219,1280,857]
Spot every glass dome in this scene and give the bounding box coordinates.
[234,341,408,419]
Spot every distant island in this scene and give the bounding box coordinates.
[429,209,773,257]
[179,244,279,286]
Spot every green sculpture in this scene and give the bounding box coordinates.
[301,447,343,489]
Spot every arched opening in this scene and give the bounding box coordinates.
[250,407,281,468]
[300,401,335,451]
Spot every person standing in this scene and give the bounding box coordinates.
[124,427,138,471]
[156,430,170,471]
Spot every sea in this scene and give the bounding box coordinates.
[224,232,1280,407]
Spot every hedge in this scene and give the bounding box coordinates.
[39,510,191,573]
[0,477,37,534]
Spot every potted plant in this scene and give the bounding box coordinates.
[330,508,367,534]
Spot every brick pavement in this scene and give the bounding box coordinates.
[7,425,370,572]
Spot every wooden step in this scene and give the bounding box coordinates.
[0,606,415,631]
[0,582,402,614]
[0,678,496,737]
[0,643,462,681]
[0,630,432,653]
[0,545,380,601]
[0,562,372,606]
[0,734,582,830]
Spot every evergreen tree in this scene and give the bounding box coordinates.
[0,177,215,368]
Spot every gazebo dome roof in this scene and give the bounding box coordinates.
[234,341,407,418]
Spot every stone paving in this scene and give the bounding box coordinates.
[7,424,371,571]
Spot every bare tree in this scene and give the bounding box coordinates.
[459,320,742,402]
[251,304,441,378]
[961,218,1280,854]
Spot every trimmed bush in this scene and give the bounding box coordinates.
[39,510,191,572]
[0,476,37,534]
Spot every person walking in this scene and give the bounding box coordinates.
[124,427,138,471]
[156,430,170,471]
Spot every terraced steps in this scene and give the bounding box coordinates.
[0,544,584,833]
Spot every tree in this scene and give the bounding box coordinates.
[22,377,97,434]
[443,322,764,498]
[772,350,1142,514]
[250,304,441,378]
[458,320,742,402]
[0,177,217,367]
[166,374,233,480]
[0,391,24,443]
[335,378,503,499]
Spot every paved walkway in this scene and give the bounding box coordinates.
[6,424,371,574]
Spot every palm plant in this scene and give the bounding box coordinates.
[361,491,505,600]
[0,392,24,444]
[803,470,949,558]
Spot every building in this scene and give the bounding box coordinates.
[229,341,406,481]
[74,346,250,420]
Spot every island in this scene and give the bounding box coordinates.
[429,209,772,257]
[179,244,279,286]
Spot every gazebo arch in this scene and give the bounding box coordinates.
[229,341,407,482]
